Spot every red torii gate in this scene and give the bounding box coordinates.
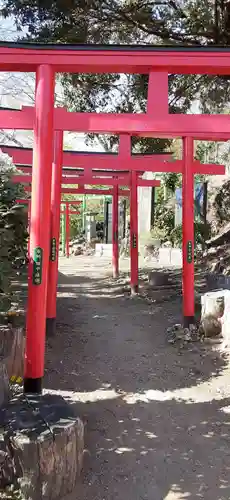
[0,42,228,395]
[4,139,167,307]
[11,167,161,282]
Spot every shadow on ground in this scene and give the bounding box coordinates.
[44,264,230,500]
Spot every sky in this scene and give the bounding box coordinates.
[0,11,102,152]
[0,7,228,173]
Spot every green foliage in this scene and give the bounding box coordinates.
[162,173,181,192]
[0,160,28,315]
[170,221,211,249]
[154,187,175,242]
[2,0,230,153]
[153,178,210,248]
[213,180,230,226]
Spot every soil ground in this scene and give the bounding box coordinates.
[44,255,230,500]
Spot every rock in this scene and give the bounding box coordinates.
[0,392,84,500]
[0,435,15,488]
[143,244,159,261]
[166,323,201,345]
[201,290,227,319]
[162,241,172,248]
[199,314,222,338]
[73,246,83,256]
[0,325,14,361]
[200,290,230,343]
[148,271,170,287]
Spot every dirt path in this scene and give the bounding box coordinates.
[45,256,230,500]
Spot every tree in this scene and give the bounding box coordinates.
[2,0,230,153]
[0,157,28,316]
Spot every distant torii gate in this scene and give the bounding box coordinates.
[12,166,160,307]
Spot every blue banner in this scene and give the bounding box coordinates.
[175,183,204,225]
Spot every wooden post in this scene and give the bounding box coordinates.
[112,185,119,278]
[130,170,138,294]
[66,203,70,258]
[61,207,66,256]
[24,65,54,395]
[46,131,63,337]
[182,137,195,326]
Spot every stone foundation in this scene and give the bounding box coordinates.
[0,392,84,500]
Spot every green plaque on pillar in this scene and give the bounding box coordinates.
[132,234,137,249]
[50,237,57,262]
[186,240,193,264]
[33,247,43,285]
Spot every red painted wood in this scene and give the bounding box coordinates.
[130,170,138,294]
[27,200,31,255]
[1,105,230,140]
[2,144,171,168]
[0,45,230,75]
[12,174,162,187]
[46,131,63,324]
[25,65,55,388]
[65,203,70,258]
[112,185,119,278]
[147,72,168,116]
[182,137,195,323]
[13,160,226,176]
[24,186,130,195]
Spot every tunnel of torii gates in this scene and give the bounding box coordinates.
[16,198,82,258]
[13,163,161,280]
[4,140,224,296]
[4,141,169,285]
[0,43,229,395]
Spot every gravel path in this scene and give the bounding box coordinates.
[45,256,230,500]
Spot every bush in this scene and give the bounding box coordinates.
[170,221,211,249]
[0,159,28,316]
[154,201,175,241]
[213,180,230,227]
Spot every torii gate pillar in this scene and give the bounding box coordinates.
[61,207,66,255]
[182,137,195,326]
[66,203,70,258]
[24,65,54,394]
[130,170,138,294]
[112,185,119,278]
[46,131,63,337]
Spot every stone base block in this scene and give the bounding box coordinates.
[0,392,84,500]
[95,243,113,257]
[201,290,230,342]
[148,271,170,287]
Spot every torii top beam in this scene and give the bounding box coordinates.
[0,42,230,75]
[0,106,230,141]
[0,144,171,170]
[12,175,161,188]
[2,145,226,176]
[14,162,225,176]
[23,186,130,196]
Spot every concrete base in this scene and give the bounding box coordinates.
[46,317,56,337]
[95,243,113,258]
[158,248,182,267]
[148,271,170,287]
[131,284,138,295]
[201,289,230,344]
[183,315,195,328]
[0,392,84,499]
